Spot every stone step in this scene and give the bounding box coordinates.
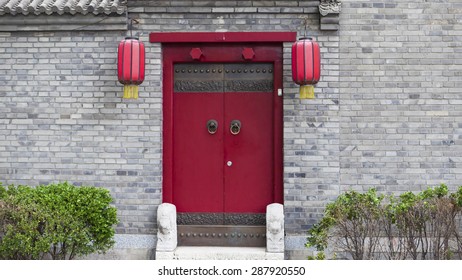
[156,246,284,260]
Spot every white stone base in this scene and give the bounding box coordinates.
[156,246,284,260]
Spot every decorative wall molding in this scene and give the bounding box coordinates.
[319,0,341,31]
[174,63,274,93]
[319,0,342,16]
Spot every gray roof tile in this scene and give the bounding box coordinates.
[0,0,127,15]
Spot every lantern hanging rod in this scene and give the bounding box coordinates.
[302,17,312,40]
[126,9,140,38]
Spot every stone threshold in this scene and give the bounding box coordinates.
[156,246,284,260]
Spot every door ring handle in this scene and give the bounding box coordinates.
[207,119,218,134]
[230,120,241,135]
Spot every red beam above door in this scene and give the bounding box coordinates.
[149,32,297,43]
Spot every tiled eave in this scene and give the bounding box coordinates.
[0,0,127,16]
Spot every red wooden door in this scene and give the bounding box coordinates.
[163,43,283,218]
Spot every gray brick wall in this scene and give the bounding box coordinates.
[0,31,162,235]
[339,0,462,194]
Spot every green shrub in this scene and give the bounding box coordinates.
[0,182,118,260]
[307,251,327,260]
[306,184,462,260]
[394,184,459,260]
[306,188,385,260]
[0,183,6,199]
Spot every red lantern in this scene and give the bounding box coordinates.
[118,37,145,99]
[291,38,321,99]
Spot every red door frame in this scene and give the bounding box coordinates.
[151,32,296,208]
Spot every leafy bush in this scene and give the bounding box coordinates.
[306,184,462,260]
[393,184,457,260]
[306,189,385,260]
[0,182,118,260]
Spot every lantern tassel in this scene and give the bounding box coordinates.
[123,85,139,99]
[123,85,130,98]
[299,85,315,99]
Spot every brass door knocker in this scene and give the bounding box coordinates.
[207,119,218,134]
[230,120,241,135]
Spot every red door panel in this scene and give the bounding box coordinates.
[173,92,224,212]
[224,92,273,213]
